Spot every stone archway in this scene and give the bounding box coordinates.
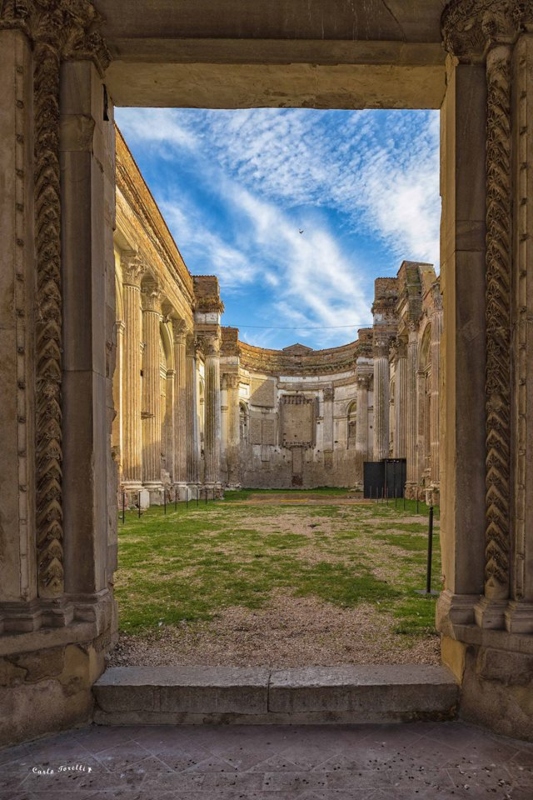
[1,0,533,744]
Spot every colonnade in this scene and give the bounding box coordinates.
[114,257,225,502]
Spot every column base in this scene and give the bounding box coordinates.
[143,483,164,505]
[474,596,508,629]
[404,482,418,500]
[436,589,479,636]
[0,598,75,634]
[505,601,533,634]
[173,482,190,502]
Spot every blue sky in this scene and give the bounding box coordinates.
[115,108,440,351]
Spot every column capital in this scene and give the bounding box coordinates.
[323,387,334,402]
[171,318,189,344]
[357,374,371,390]
[141,281,162,314]
[0,0,110,75]
[441,1,523,62]
[198,332,220,357]
[222,373,239,390]
[121,251,145,287]
[374,339,390,358]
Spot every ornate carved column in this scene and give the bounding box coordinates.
[172,319,188,491]
[355,374,370,481]
[440,0,524,632]
[0,0,107,609]
[121,254,144,489]
[393,338,408,459]
[201,333,222,487]
[506,12,533,633]
[185,333,200,487]
[141,280,163,494]
[373,341,390,462]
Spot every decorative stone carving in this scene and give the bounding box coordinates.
[484,38,513,601]
[141,280,162,313]
[443,0,519,606]
[323,387,334,402]
[222,373,240,390]
[198,332,220,357]
[121,251,145,287]
[441,1,520,61]
[0,0,109,597]
[171,317,188,343]
[0,0,110,74]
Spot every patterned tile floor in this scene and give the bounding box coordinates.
[1,721,533,799]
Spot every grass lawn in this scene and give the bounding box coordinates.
[115,492,441,646]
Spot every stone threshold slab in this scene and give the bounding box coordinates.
[93,664,458,725]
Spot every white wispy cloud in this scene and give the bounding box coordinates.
[115,106,440,349]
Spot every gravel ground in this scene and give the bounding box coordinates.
[108,591,440,668]
[109,495,441,669]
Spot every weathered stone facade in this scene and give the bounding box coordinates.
[3,0,533,747]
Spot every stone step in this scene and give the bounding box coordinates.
[93,665,458,725]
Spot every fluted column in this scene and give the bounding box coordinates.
[202,334,222,486]
[430,307,443,488]
[121,253,145,488]
[186,333,200,485]
[355,375,370,480]
[406,324,419,496]
[225,374,241,487]
[112,320,125,481]
[172,319,188,489]
[394,339,408,459]
[373,342,389,461]
[164,368,175,483]
[141,281,163,490]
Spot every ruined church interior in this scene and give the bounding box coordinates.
[2,0,533,753]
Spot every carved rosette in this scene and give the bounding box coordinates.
[1,0,109,597]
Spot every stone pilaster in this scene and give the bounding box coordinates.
[373,343,390,462]
[430,302,443,492]
[405,324,419,496]
[141,280,163,493]
[0,26,37,616]
[393,339,408,459]
[61,57,115,602]
[164,367,175,483]
[112,320,125,481]
[224,373,241,487]
[322,386,335,458]
[121,254,144,488]
[186,333,200,485]
[355,375,370,480]
[202,333,222,487]
[172,319,188,489]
